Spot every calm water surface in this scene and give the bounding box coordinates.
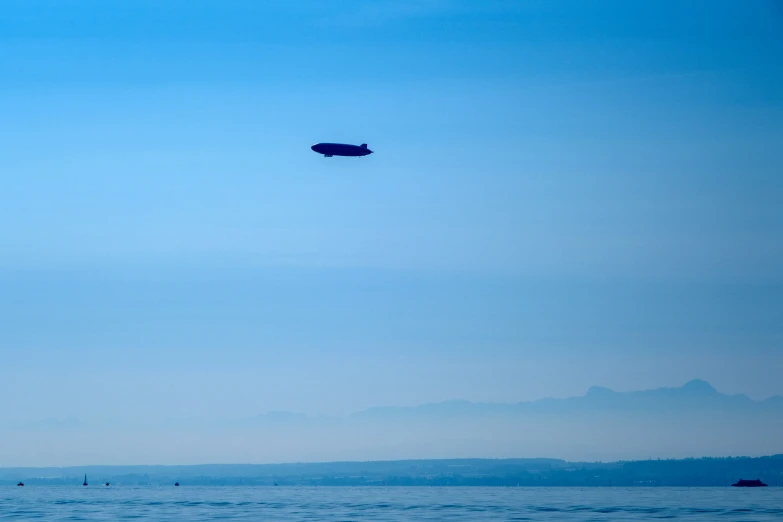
[2,487,781,521]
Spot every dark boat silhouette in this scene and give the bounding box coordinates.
[83,474,88,486]
[17,482,24,487]
[174,482,179,486]
[105,482,110,487]
[732,479,767,487]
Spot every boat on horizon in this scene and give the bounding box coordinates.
[83,474,88,486]
[731,478,767,487]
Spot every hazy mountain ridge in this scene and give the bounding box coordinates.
[3,380,781,465]
[6,380,780,428]
[352,380,783,419]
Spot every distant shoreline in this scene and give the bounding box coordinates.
[3,455,782,487]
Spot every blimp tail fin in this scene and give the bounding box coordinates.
[360,143,368,149]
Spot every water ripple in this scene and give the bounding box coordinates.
[1,486,781,521]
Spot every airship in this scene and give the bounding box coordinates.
[311,142,373,157]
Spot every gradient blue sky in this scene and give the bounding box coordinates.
[1,1,782,426]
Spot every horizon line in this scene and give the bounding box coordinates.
[4,453,783,471]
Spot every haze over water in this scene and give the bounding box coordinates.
[2,7,782,519]
[2,1,782,520]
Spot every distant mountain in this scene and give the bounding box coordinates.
[353,380,783,419]
[3,381,781,464]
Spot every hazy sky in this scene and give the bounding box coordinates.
[1,0,782,430]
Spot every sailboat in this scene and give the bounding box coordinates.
[83,474,88,486]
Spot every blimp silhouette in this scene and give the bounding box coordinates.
[311,142,373,157]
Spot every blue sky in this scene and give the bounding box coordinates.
[1,0,782,438]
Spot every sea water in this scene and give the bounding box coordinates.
[2,486,781,520]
